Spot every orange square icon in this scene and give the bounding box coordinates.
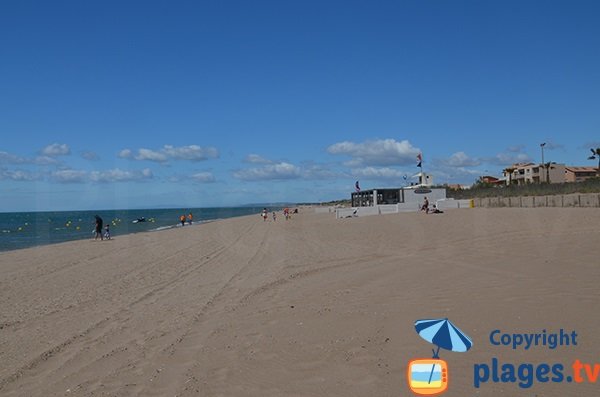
[407,358,448,396]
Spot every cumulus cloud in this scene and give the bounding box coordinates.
[135,148,168,163]
[118,149,133,159]
[41,143,70,157]
[487,151,531,166]
[233,162,301,181]
[0,151,59,165]
[244,154,273,164]
[0,151,26,164]
[51,168,153,183]
[0,169,41,181]
[351,166,407,179]
[51,169,88,183]
[90,168,153,183]
[327,139,420,166]
[190,172,216,183]
[443,152,481,167]
[429,166,483,184]
[119,145,219,163]
[162,145,219,161]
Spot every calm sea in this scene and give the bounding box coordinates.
[0,207,274,252]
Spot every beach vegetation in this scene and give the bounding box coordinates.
[447,178,600,200]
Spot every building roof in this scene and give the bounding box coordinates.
[565,166,597,172]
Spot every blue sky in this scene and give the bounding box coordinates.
[1,0,599,211]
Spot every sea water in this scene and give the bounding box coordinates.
[0,207,273,252]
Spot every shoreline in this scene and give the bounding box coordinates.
[0,206,281,253]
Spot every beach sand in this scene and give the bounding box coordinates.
[1,208,599,396]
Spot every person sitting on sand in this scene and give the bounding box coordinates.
[430,205,444,214]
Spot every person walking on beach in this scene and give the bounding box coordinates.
[94,215,104,241]
[187,212,193,225]
[104,224,111,240]
[262,208,268,222]
[272,211,277,222]
[180,214,186,226]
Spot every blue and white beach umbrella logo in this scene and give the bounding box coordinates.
[407,318,473,396]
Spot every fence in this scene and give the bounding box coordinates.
[332,200,474,219]
[474,193,600,208]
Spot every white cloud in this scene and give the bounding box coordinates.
[351,166,407,179]
[425,166,483,185]
[487,151,531,166]
[51,168,153,183]
[0,169,40,181]
[34,156,60,165]
[190,172,216,183]
[118,149,133,159]
[0,151,59,165]
[233,162,301,181]
[41,143,70,157]
[244,154,273,164]
[162,145,219,161]
[90,168,153,182]
[327,139,420,166]
[119,145,219,163]
[135,148,169,163]
[444,152,481,167]
[51,169,88,183]
[0,151,26,164]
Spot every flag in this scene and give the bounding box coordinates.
[355,180,361,192]
[416,153,422,168]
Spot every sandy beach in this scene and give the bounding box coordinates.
[1,207,600,396]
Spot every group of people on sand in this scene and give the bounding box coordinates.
[94,215,110,241]
[179,212,193,226]
[261,207,297,222]
[420,197,443,214]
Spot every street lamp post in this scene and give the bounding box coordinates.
[540,143,546,183]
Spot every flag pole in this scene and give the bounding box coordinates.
[417,153,424,186]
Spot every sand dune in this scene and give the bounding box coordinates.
[1,208,599,396]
